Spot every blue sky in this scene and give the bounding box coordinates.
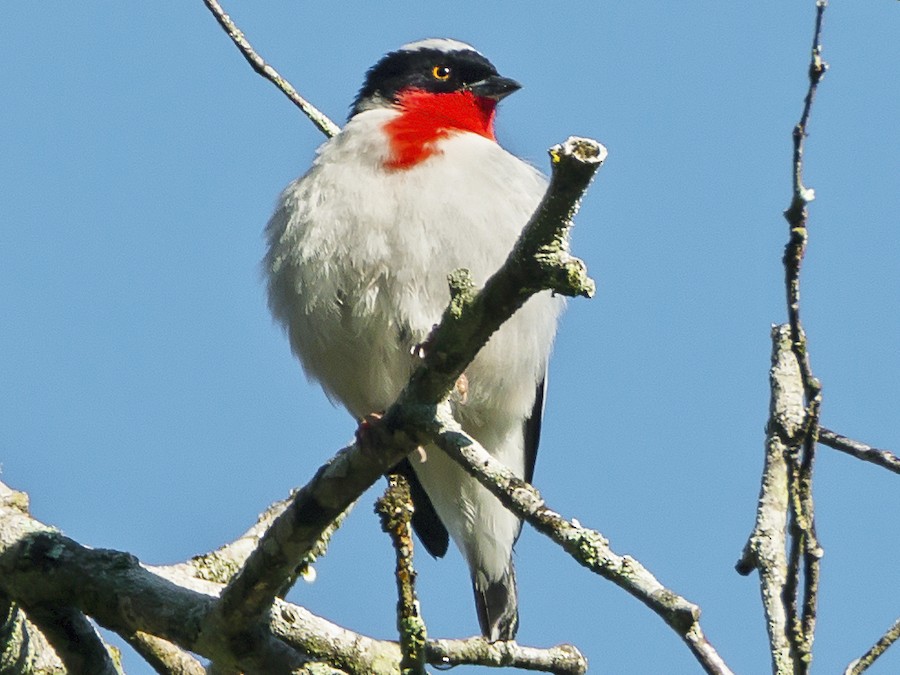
[2,2,897,673]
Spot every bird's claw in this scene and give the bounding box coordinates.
[355,412,384,447]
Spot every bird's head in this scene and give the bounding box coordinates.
[351,39,521,169]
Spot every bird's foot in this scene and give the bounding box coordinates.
[356,412,427,462]
[355,412,384,447]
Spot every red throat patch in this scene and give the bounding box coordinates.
[383,89,498,170]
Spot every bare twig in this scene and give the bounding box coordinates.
[201,0,341,138]
[417,404,733,675]
[844,616,900,675]
[774,3,830,670]
[376,475,426,675]
[426,638,587,674]
[191,491,355,596]
[1,479,587,674]
[0,506,309,673]
[818,428,900,475]
[783,0,829,374]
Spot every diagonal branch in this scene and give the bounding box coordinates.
[191,491,355,596]
[124,631,206,675]
[0,595,66,674]
[416,403,733,675]
[213,136,605,635]
[425,639,587,674]
[818,428,900,475]
[844,616,900,675]
[201,0,341,138]
[0,479,586,674]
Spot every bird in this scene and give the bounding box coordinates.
[264,38,563,641]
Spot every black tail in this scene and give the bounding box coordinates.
[473,563,518,641]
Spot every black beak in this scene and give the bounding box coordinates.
[466,75,522,101]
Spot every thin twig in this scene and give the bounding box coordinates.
[376,475,426,675]
[844,616,900,675]
[778,2,829,670]
[783,0,829,376]
[818,428,900,475]
[418,403,733,675]
[271,599,586,675]
[425,638,587,674]
[2,478,585,674]
[213,137,604,636]
[201,0,341,138]
[191,491,355,596]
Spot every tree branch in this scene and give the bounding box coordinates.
[0,596,66,675]
[736,324,805,674]
[213,136,605,637]
[123,631,206,675]
[818,428,900,475]
[783,0,828,378]
[0,488,66,674]
[0,500,310,673]
[844,616,900,675]
[21,604,122,675]
[376,476,427,675]
[415,404,732,675]
[201,0,341,139]
[0,478,586,674]
[775,3,830,670]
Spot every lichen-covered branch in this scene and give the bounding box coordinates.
[124,631,205,675]
[213,136,604,637]
[736,324,806,675]
[201,0,341,138]
[0,595,66,674]
[20,604,122,675]
[0,480,586,674]
[376,475,426,675]
[192,491,355,597]
[0,492,309,673]
[783,0,828,378]
[415,404,732,675]
[0,486,66,674]
[844,616,900,675]
[425,638,587,674]
[1,133,603,673]
[818,428,900,475]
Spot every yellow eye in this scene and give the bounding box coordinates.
[432,65,452,81]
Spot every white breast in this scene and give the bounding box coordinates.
[265,108,562,447]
